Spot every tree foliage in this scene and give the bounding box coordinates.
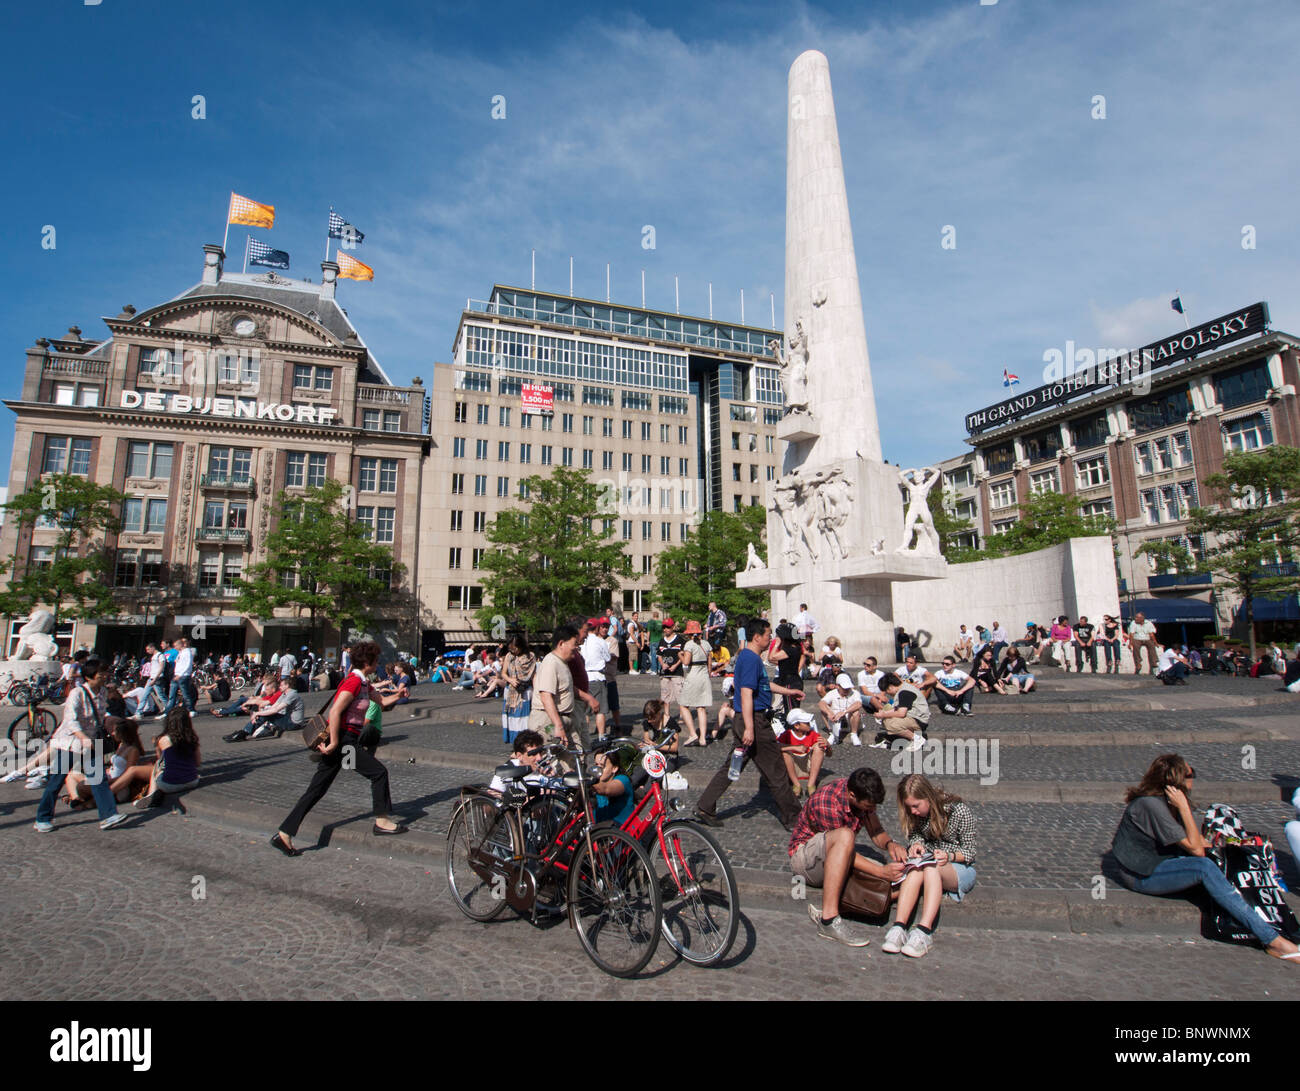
[978,489,1116,558]
[927,485,982,564]
[235,479,404,648]
[0,473,124,625]
[475,466,627,635]
[652,505,767,625]
[1185,447,1300,657]
[1134,538,1196,576]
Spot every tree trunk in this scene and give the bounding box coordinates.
[1245,594,1256,660]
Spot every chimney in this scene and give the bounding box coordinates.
[203,244,224,285]
[320,261,339,301]
[67,326,82,341]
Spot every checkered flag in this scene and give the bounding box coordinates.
[247,237,290,269]
[328,210,365,245]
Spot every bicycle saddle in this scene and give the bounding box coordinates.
[494,763,531,781]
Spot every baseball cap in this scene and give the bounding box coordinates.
[785,709,815,725]
[836,673,852,689]
[663,617,675,628]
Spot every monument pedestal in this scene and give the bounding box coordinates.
[777,414,820,444]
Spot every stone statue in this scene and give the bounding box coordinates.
[809,466,851,561]
[12,609,59,660]
[896,467,942,555]
[871,538,886,556]
[742,542,765,572]
[769,317,810,415]
[769,479,803,567]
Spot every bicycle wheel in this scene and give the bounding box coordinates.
[231,674,247,692]
[9,684,31,708]
[654,820,739,965]
[568,826,662,978]
[446,797,518,922]
[8,707,54,743]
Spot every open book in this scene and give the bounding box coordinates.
[891,852,940,886]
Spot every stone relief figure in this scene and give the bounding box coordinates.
[896,466,942,556]
[12,609,59,660]
[769,481,803,567]
[769,316,810,415]
[871,538,886,556]
[742,541,765,572]
[809,466,852,561]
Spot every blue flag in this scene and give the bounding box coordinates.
[248,238,290,269]
[328,210,365,245]
[1171,296,1184,314]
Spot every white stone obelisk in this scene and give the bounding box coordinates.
[738,50,946,661]
[782,49,882,466]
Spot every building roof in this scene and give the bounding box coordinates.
[169,273,391,385]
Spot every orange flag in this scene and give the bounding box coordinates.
[337,252,374,282]
[228,192,275,229]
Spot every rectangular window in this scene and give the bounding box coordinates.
[622,420,633,440]
[602,451,613,470]
[680,523,688,542]
[475,438,488,460]
[356,506,375,538]
[519,443,532,464]
[499,406,511,427]
[203,500,224,529]
[1159,485,1181,523]
[145,498,167,533]
[540,416,553,432]
[1213,359,1271,411]
[383,410,401,432]
[749,464,758,483]
[518,481,530,500]
[1223,412,1274,452]
[1081,499,1113,520]
[473,511,486,533]
[450,510,463,532]
[641,521,652,540]
[1141,489,1160,525]
[641,421,651,442]
[285,452,305,488]
[660,424,671,443]
[766,466,775,481]
[474,475,487,496]
[449,547,461,570]
[498,442,510,462]
[375,508,395,544]
[1029,467,1060,494]
[121,498,143,533]
[622,453,633,472]
[477,404,489,425]
[679,458,689,476]
[561,447,573,467]
[472,548,485,570]
[992,518,1016,535]
[982,444,1014,476]
[989,479,1017,510]
[1172,432,1193,468]
[661,521,670,542]
[583,415,593,435]
[1152,436,1173,472]
[292,364,333,390]
[43,437,93,476]
[521,413,532,429]
[378,459,397,493]
[497,476,509,497]
[140,550,162,585]
[642,555,653,574]
[1074,455,1109,489]
[199,551,220,587]
[681,426,690,445]
[1135,442,1154,476]
[732,463,741,482]
[622,520,632,540]
[603,418,613,437]
[658,456,669,475]
[451,473,464,495]
[452,437,465,458]
[454,402,468,424]
[582,449,593,469]
[307,454,327,488]
[642,455,652,474]
[114,550,139,588]
[562,413,574,433]
[1129,386,1191,434]
[541,446,553,466]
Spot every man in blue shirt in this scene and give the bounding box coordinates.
[695,617,803,830]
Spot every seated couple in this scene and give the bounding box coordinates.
[223,676,305,742]
[788,767,977,959]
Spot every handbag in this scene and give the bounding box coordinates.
[1200,804,1300,944]
[300,678,351,750]
[837,871,892,919]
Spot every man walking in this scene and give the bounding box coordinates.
[1127,612,1159,675]
[165,636,196,715]
[705,601,728,650]
[695,617,803,831]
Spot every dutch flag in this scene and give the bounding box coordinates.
[1002,369,1019,387]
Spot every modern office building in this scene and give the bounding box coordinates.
[416,285,783,646]
[0,244,430,658]
[959,301,1300,638]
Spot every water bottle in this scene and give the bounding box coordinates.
[727,746,748,781]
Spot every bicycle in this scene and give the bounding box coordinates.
[7,698,57,745]
[600,733,740,965]
[446,740,663,978]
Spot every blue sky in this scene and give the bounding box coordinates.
[2,0,1297,468]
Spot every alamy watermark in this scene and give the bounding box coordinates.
[1040,341,1153,397]
[2,734,107,784]
[889,736,1000,786]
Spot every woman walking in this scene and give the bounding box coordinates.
[271,641,406,856]
[499,634,537,743]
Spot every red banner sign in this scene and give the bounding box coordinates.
[521,382,554,414]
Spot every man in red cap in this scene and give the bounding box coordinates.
[657,616,685,715]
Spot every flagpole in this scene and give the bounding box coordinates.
[222,193,231,254]
[243,235,249,274]
[1175,291,1189,329]
[325,207,332,263]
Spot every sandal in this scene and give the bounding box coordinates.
[269,833,301,857]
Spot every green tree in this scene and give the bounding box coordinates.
[1185,447,1300,658]
[928,486,982,564]
[235,479,405,649]
[1134,538,1197,576]
[652,505,767,625]
[475,466,627,635]
[0,473,124,627]
[979,489,1116,558]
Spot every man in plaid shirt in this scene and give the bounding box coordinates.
[789,767,908,946]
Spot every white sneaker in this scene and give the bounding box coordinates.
[33,820,54,833]
[868,736,889,749]
[100,813,127,831]
[906,734,927,752]
[250,723,272,739]
[25,775,47,790]
[901,927,933,958]
[850,735,862,746]
[882,924,908,954]
[1,769,24,783]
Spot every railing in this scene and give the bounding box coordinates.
[1259,562,1299,578]
[195,527,250,543]
[358,385,412,405]
[183,584,241,599]
[199,474,254,490]
[43,356,110,377]
[466,299,776,358]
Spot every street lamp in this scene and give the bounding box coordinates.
[141,580,160,657]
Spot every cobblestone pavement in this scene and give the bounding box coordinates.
[2,812,1295,1002]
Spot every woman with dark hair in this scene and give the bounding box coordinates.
[972,647,1006,695]
[1111,754,1299,963]
[271,641,406,856]
[133,707,202,808]
[883,774,978,959]
[66,717,149,806]
[767,625,804,713]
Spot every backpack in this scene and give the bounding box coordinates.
[157,656,175,690]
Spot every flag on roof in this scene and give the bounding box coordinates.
[228,192,275,229]
[1002,369,1019,387]
[328,210,365,245]
[337,252,374,282]
[247,238,290,269]
[1171,296,1184,314]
